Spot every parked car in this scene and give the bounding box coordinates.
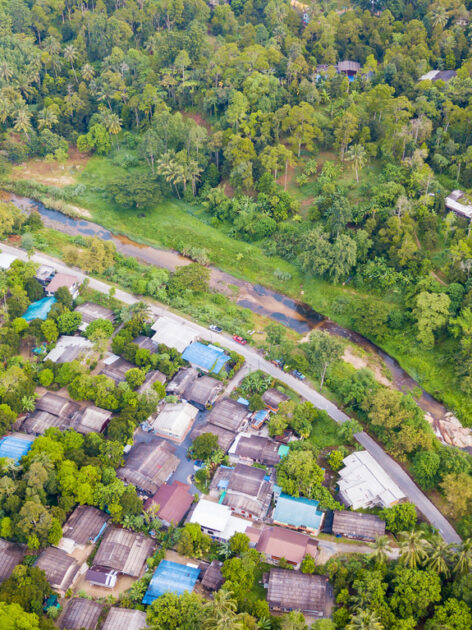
[232,335,247,345]
[271,359,284,368]
[209,324,222,333]
[292,370,306,380]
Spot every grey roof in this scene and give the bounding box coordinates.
[61,505,109,545]
[74,302,114,326]
[228,463,266,495]
[117,439,180,496]
[138,369,166,394]
[35,393,80,419]
[92,526,154,577]
[435,70,456,81]
[100,358,135,384]
[261,389,289,410]
[134,335,158,353]
[35,547,80,593]
[166,367,198,396]
[183,375,223,407]
[332,511,385,540]
[207,399,248,432]
[22,410,71,434]
[102,608,148,630]
[59,598,104,630]
[267,569,333,615]
[190,423,236,453]
[0,539,24,583]
[73,405,112,434]
[337,60,361,73]
[212,464,273,519]
[235,435,280,466]
[201,560,224,591]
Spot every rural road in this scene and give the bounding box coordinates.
[1,242,461,544]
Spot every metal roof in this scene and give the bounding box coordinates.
[102,608,148,630]
[273,494,324,532]
[267,569,333,616]
[92,527,154,577]
[59,598,104,630]
[207,398,248,432]
[332,510,386,540]
[182,342,229,373]
[142,560,200,605]
[0,434,34,463]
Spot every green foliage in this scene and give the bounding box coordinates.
[84,318,114,341]
[381,503,418,533]
[188,433,220,461]
[176,523,211,559]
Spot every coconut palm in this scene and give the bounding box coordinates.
[81,63,95,82]
[204,589,244,630]
[43,37,62,77]
[453,538,472,575]
[398,530,431,569]
[0,97,11,124]
[370,535,392,564]
[64,44,79,83]
[347,610,384,630]
[13,108,32,139]
[346,143,367,183]
[427,540,452,577]
[21,395,36,413]
[218,541,232,560]
[38,106,58,130]
[0,61,13,83]
[430,6,448,28]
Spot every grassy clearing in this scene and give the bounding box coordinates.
[309,412,345,449]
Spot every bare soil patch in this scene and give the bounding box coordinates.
[343,346,392,387]
[182,111,212,133]
[11,147,90,188]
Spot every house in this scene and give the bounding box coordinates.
[151,316,199,352]
[188,499,251,541]
[0,433,35,463]
[272,494,324,535]
[207,398,248,432]
[117,439,180,496]
[445,190,472,220]
[89,527,154,580]
[167,367,198,397]
[338,451,405,509]
[231,434,281,467]
[44,335,93,363]
[134,335,159,353]
[144,481,194,526]
[59,598,104,630]
[190,422,236,453]
[251,409,270,430]
[102,608,148,630]
[332,511,386,542]
[138,369,166,395]
[419,69,457,82]
[74,302,115,332]
[201,560,225,591]
[181,342,229,374]
[267,569,334,617]
[143,560,200,606]
[150,402,198,443]
[256,527,318,569]
[24,394,110,436]
[72,405,112,434]
[337,60,361,78]
[262,388,289,412]
[45,272,80,299]
[184,375,223,410]
[0,252,18,270]
[35,264,56,286]
[58,505,109,554]
[35,547,81,596]
[36,392,80,419]
[210,463,273,520]
[0,539,25,583]
[99,355,135,384]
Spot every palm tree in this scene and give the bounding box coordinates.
[398,530,431,569]
[370,535,392,564]
[21,395,36,413]
[100,110,122,149]
[430,6,448,28]
[64,44,79,84]
[346,143,367,183]
[38,107,58,130]
[347,610,384,630]
[204,589,244,630]
[81,63,95,82]
[427,538,452,577]
[13,108,32,139]
[0,61,13,83]
[218,541,232,560]
[0,97,11,124]
[454,539,472,575]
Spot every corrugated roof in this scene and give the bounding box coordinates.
[138,369,166,394]
[117,439,180,495]
[262,389,289,410]
[36,547,80,593]
[61,505,109,546]
[207,399,248,432]
[167,368,198,396]
[75,302,114,328]
[145,481,194,525]
[35,393,80,419]
[273,494,324,531]
[73,405,112,434]
[190,423,236,453]
[267,569,333,615]
[151,402,198,441]
[332,511,385,540]
[182,342,229,373]
[0,253,17,270]
[0,434,34,463]
[99,357,135,384]
[102,608,148,630]
[59,598,103,630]
[256,527,318,565]
[92,527,154,577]
[151,317,198,353]
[0,539,24,583]
[143,560,200,605]
[44,336,93,363]
[235,435,281,466]
[183,376,223,407]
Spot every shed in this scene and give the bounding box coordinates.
[272,494,324,535]
[75,302,115,332]
[167,367,198,397]
[0,539,25,583]
[59,598,104,630]
[117,439,180,496]
[267,569,333,617]
[35,547,80,596]
[261,389,289,412]
[99,356,135,384]
[92,527,154,578]
[44,335,93,363]
[190,423,236,454]
[73,405,112,434]
[182,342,229,374]
[0,434,34,463]
[183,375,223,409]
[150,402,198,443]
[201,560,224,591]
[22,410,71,435]
[144,481,194,526]
[143,560,200,605]
[138,369,166,395]
[102,608,148,630]
[445,190,472,220]
[35,392,80,419]
[59,505,109,553]
[332,510,385,541]
[207,399,248,432]
[35,264,55,286]
[234,435,280,466]
[256,527,318,569]
[134,335,159,353]
[45,272,79,298]
[337,60,361,76]
[0,253,18,270]
[151,317,199,353]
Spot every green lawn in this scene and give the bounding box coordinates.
[310,412,345,449]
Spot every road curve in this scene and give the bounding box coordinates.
[1,243,461,543]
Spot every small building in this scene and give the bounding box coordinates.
[144,481,194,526]
[23,393,80,435]
[0,433,34,463]
[337,60,361,78]
[151,317,198,353]
[419,69,457,83]
[99,355,135,384]
[207,398,248,432]
[134,335,159,353]
[58,505,109,554]
[35,547,80,597]
[102,608,148,630]
[338,451,405,510]
[90,526,154,580]
[256,527,318,569]
[251,409,270,430]
[183,375,223,410]
[262,388,289,412]
[445,190,472,220]
[44,335,93,363]
[59,598,104,630]
[272,494,324,535]
[35,264,55,286]
[73,405,112,434]
[74,302,115,332]
[143,560,200,606]
[0,252,18,270]
[267,569,334,617]
[117,439,180,496]
[138,369,166,395]
[332,510,386,542]
[45,272,80,299]
[211,463,273,520]
[190,423,236,454]
[150,402,198,443]
[36,392,80,419]
[188,499,251,541]
[167,367,198,397]
[181,342,229,374]
[201,560,224,591]
[232,434,281,467]
[0,539,25,583]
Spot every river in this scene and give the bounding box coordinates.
[7,192,448,421]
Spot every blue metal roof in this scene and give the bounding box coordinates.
[272,493,324,531]
[22,297,56,322]
[0,435,34,463]
[143,560,200,605]
[237,397,250,406]
[278,444,290,458]
[182,342,229,373]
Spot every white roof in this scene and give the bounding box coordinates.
[189,499,249,540]
[0,253,17,270]
[103,353,120,365]
[419,70,439,81]
[338,450,405,510]
[151,402,198,439]
[445,190,472,219]
[151,317,198,353]
[44,336,93,363]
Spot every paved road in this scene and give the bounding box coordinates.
[1,243,461,543]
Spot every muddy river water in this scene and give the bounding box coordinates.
[8,193,448,421]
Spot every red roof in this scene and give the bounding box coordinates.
[46,272,78,293]
[144,481,193,524]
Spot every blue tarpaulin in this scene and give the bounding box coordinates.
[272,493,324,532]
[22,297,56,321]
[143,560,200,605]
[0,435,34,463]
[182,342,229,373]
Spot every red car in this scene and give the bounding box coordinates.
[232,335,247,345]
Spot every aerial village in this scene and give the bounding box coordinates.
[0,252,411,630]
